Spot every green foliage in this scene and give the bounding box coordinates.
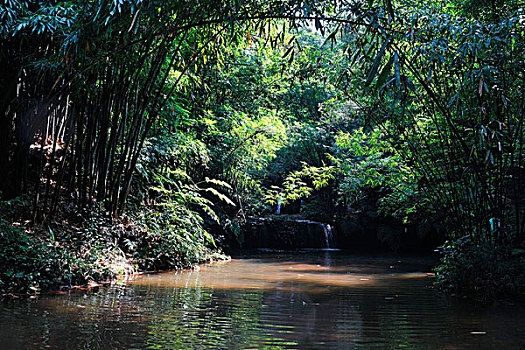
[435,238,525,300]
[0,1,79,38]
[337,0,525,243]
[0,199,126,295]
[139,131,210,184]
[125,205,215,271]
[1,0,523,300]
[215,107,288,195]
[264,163,335,206]
[447,0,521,20]
[133,129,232,270]
[183,27,344,216]
[332,126,425,222]
[0,192,226,294]
[0,226,59,294]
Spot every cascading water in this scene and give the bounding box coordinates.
[292,220,335,248]
[244,217,336,249]
[322,224,334,248]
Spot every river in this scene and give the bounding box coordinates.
[1,250,524,349]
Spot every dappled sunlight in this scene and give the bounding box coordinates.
[1,0,523,349]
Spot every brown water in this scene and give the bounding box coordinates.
[1,250,524,349]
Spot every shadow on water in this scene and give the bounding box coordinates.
[1,249,524,349]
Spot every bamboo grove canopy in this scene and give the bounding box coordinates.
[0,0,523,243]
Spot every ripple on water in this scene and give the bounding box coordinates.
[0,251,524,349]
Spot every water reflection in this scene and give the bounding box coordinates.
[1,250,524,349]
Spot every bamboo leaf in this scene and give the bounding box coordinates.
[375,56,394,91]
[365,38,390,87]
[394,51,400,88]
[446,94,457,108]
[322,30,337,47]
[282,45,293,59]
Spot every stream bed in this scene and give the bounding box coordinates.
[1,250,524,349]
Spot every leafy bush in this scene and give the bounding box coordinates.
[0,198,130,295]
[435,237,525,301]
[0,219,119,295]
[264,162,335,207]
[0,224,56,294]
[332,126,429,223]
[122,205,217,271]
[0,197,57,293]
[134,131,232,270]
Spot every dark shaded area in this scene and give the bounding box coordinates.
[234,214,444,253]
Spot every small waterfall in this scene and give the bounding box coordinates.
[245,217,336,249]
[295,220,335,248]
[322,224,334,248]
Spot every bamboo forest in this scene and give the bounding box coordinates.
[1,0,524,348]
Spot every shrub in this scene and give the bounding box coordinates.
[435,237,525,301]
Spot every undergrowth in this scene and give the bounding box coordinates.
[0,197,226,297]
[435,237,525,301]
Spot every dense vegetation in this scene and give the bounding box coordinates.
[0,0,523,300]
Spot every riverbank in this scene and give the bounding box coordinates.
[434,237,525,302]
[0,197,227,298]
[2,195,524,303]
